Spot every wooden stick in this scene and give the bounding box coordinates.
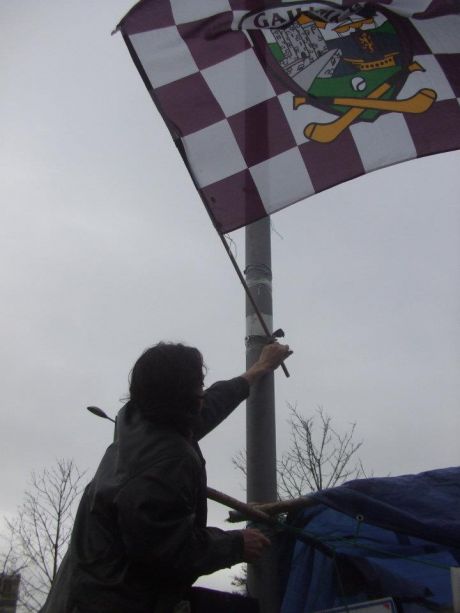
[217,233,290,379]
[207,486,279,526]
[207,486,318,524]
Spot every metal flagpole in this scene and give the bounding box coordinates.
[245,216,279,613]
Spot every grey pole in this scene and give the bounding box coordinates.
[245,216,279,613]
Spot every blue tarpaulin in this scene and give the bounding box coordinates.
[280,467,460,613]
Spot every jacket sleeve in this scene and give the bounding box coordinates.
[115,453,244,584]
[195,376,250,441]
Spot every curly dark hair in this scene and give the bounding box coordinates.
[128,342,205,432]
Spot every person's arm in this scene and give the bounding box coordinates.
[195,343,292,440]
[115,453,269,584]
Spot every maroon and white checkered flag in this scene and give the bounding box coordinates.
[117,1,460,234]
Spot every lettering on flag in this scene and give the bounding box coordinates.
[238,4,355,29]
[117,1,460,234]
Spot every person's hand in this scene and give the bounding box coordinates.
[257,343,292,372]
[242,342,292,385]
[241,528,271,562]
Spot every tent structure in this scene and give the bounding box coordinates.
[279,467,460,613]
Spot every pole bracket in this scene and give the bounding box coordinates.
[245,328,286,349]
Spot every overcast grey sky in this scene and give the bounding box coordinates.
[1,1,459,591]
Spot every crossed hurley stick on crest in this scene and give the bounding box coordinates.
[294,62,437,144]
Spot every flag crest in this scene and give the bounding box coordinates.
[118,1,460,233]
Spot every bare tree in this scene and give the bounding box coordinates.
[277,405,368,498]
[1,459,85,612]
[0,541,24,576]
[233,405,369,500]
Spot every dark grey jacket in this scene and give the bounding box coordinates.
[40,377,249,613]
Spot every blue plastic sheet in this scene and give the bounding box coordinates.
[280,467,460,613]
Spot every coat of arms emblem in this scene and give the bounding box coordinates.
[240,2,437,143]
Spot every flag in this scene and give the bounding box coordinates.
[117,1,460,234]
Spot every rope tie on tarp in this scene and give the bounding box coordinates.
[278,518,453,572]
